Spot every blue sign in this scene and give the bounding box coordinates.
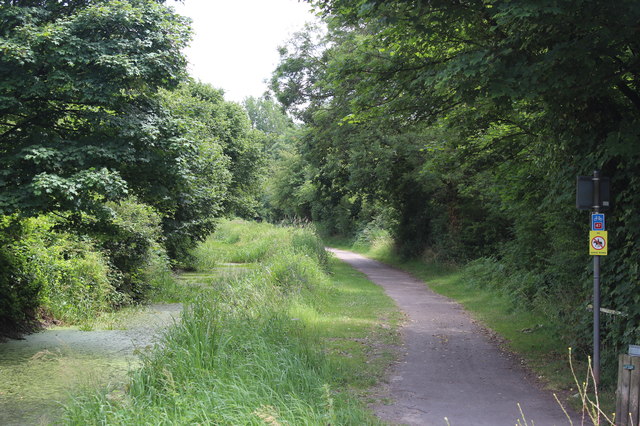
[592,213,605,231]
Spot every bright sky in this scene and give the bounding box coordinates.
[171,0,318,103]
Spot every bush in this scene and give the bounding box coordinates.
[353,223,392,252]
[0,216,42,326]
[94,198,170,300]
[461,257,548,304]
[0,198,175,330]
[0,215,119,326]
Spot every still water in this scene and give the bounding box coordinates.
[0,304,181,425]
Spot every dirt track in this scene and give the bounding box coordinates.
[328,248,582,426]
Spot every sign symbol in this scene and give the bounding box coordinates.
[589,230,608,256]
[591,236,606,250]
[591,213,605,231]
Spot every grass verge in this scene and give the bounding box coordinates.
[319,257,402,397]
[63,220,401,425]
[324,234,616,419]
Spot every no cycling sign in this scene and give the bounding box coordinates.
[589,230,608,256]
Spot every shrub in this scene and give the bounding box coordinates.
[0,216,42,326]
[0,215,119,326]
[94,198,170,300]
[353,223,392,252]
[461,257,547,304]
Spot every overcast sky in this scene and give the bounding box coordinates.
[170,0,318,103]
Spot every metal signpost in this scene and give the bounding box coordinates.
[576,170,610,386]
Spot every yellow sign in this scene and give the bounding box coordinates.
[589,231,608,256]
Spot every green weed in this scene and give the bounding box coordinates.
[63,220,397,424]
[0,215,122,325]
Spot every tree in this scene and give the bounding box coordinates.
[269,0,640,370]
[243,96,293,135]
[0,0,191,216]
[155,81,232,260]
[217,100,265,218]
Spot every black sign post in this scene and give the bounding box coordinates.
[576,170,610,386]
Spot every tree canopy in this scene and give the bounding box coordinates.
[0,0,190,215]
[0,0,266,327]
[268,0,640,375]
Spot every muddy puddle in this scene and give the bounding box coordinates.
[0,303,182,425]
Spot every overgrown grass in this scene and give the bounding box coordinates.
[63,220,400,424]
[307,257,402,398]
[325,232,616,416]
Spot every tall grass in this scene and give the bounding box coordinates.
[63,220,381,425]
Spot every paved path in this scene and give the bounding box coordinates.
[328,248,581,426]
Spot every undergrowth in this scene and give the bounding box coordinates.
[63,219,397,425]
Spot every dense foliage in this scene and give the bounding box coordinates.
[242,96,310,221]
[0,0,189,215]
[0,1,264,330]
[267,0,640,381]
[157,81,263,260]
[0,214,119,325]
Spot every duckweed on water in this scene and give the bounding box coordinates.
[0,304,182,425]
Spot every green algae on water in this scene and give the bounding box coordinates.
[0,304,181,425]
